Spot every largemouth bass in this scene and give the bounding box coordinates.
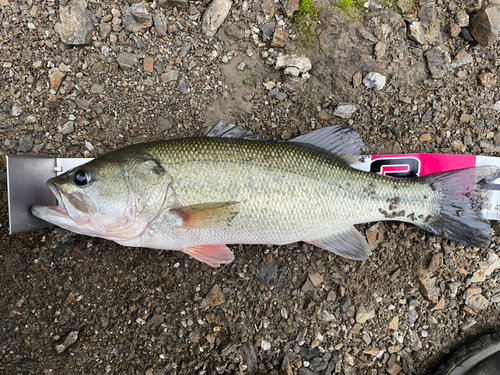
[32,123,499,267]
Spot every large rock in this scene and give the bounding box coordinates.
[54,0,94,45]
[470,1,500,47]
[425,45,451,79]
[201,0,232,37]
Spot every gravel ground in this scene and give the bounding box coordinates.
[2,0,500,374]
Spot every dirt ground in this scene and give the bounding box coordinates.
[2,0,500,374]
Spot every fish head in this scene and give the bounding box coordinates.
[32,155,172,241]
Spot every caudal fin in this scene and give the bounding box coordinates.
[418,166,500,249]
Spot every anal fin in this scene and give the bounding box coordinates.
[173,202,240,229]
[182,244,234,267]
[307,226,372,260]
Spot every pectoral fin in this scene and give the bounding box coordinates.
[173,202,240,229]
[182,244,235,267]
[308,226,372,260]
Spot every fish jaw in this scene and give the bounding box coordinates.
[32,180,91,231]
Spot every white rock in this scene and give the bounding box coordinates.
[284,66,299,76]
[201,0,232,38]
[363,72,386,90]
[334,103,357,119]
[85,141,94,151]
[12,105,22,117]
[275,54,312,73]
[485,253,500,276]
[494,101,500,111]
[261,340,271,350]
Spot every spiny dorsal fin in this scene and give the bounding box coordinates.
[290,126,369,165]
[308,226,372,260]
[204,121,260,140]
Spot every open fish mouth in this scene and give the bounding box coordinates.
[32,181,89,227]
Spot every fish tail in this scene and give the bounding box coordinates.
[416,166,500,249]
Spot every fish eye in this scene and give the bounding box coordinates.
[73,169,92,187]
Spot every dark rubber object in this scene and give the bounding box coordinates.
[434,332,500,375]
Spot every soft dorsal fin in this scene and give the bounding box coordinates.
[290,126,369,161]
[308,226,372,260]
[204,121,260,140]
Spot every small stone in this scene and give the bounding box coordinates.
[363,72,386,90]
[284,0,300,17]
[281,130,293,140]
[161,70,179,83]
[374,42,386,59]
[451,139,466,152]
[90,83,104,94]
[153,12,167,37]
[146,313,165,327]
[308,271,323,287]
[271,28,289,48]
[74,98,90,110]
[460,113,471,123]
[188,329,200,343]
[448,22,462,37]
[470,1,500,46]
[479,72,496,86]
[201,0,232,37]
[11,105,22,117]
[123,4,153,33]
[55,331,79,353]
[425,46,451,79]
[261,340,271,351]
[156,116,173,133]
[144,56,154,73]
[100,22,112,39]
[356,305,375,324]
[333,103,357,119]
[317,110,333,121]
[451,51,473,68]
[200,284,225,308]
[408,21,426,45]
[18,135,34,152]
[49,68,65,91]
[55,0,94,45]
[388,316,399,330]
[117,52,138,70]
[262,23,276,42]
[58,121,75,135]
[471,271,486,283]
[465,287,482,299]
[465,293,489,311]
[494,101,500,112]
[177,79,188,94]
[387,362,402,375]
[302,278,314,293]
[318,310,336,322]
[455,10,470,27]
[85,141,94,151]
[255,256,279,284]
[352,72,362,87]
[366,223,384,250]
[485,253,500,275]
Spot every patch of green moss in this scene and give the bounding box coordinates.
[243,72,257,88]
[291,0,320,51]
[333,0,365,21]
[298,0,321,16]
